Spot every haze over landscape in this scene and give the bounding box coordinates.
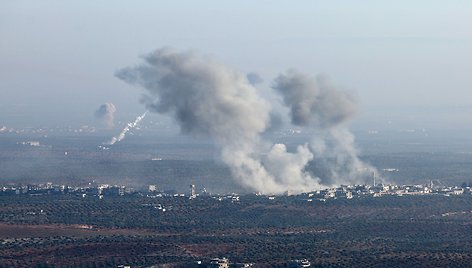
[2,1,472,130]
[4,2,472,267]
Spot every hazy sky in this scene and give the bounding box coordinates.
[2,1,472,129]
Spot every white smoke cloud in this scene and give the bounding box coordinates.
[262,143,317,190]
[95,103,117,128]
[104,112,147,145]
[116,48,377,194]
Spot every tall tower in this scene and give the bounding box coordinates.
[190,184,196,197]
[373,171,376,187]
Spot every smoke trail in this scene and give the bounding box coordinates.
[95,103,117,128]
[116,48,321,194]
[104,112,147,145]
[273,70,377,185]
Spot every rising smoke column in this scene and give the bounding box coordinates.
[104,112,147,145]
[95,103,117,128]
[116,48,321,194]
[273,70,376,186]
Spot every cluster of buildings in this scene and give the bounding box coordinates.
[198,257,309,268]
[298,182,470,201]
[0,182,212,200]
[0,182,127,198]
[202,257,252,268]
[0,125,97,135]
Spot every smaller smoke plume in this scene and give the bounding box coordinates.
[104,112,147,145]
[273,70,357,128]
[273,70,376,186]
[308,128,376,186]
[95,103,117,128]
[246,72,263,85]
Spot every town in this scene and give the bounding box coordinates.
[3,178,472,267]
[1,180,470,200]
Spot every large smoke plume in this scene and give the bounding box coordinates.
[95,103,117,128]
[116,48,376,194]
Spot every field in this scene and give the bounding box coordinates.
[2,194,472,267]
